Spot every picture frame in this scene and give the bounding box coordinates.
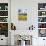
[18,9,27,21]
[38,29,46,37]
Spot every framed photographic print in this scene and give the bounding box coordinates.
[38,29,46,37]
[18,9,27,21]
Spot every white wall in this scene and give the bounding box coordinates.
[11,0,46,46]
[11,0,38,30]
[11,0,46,30]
